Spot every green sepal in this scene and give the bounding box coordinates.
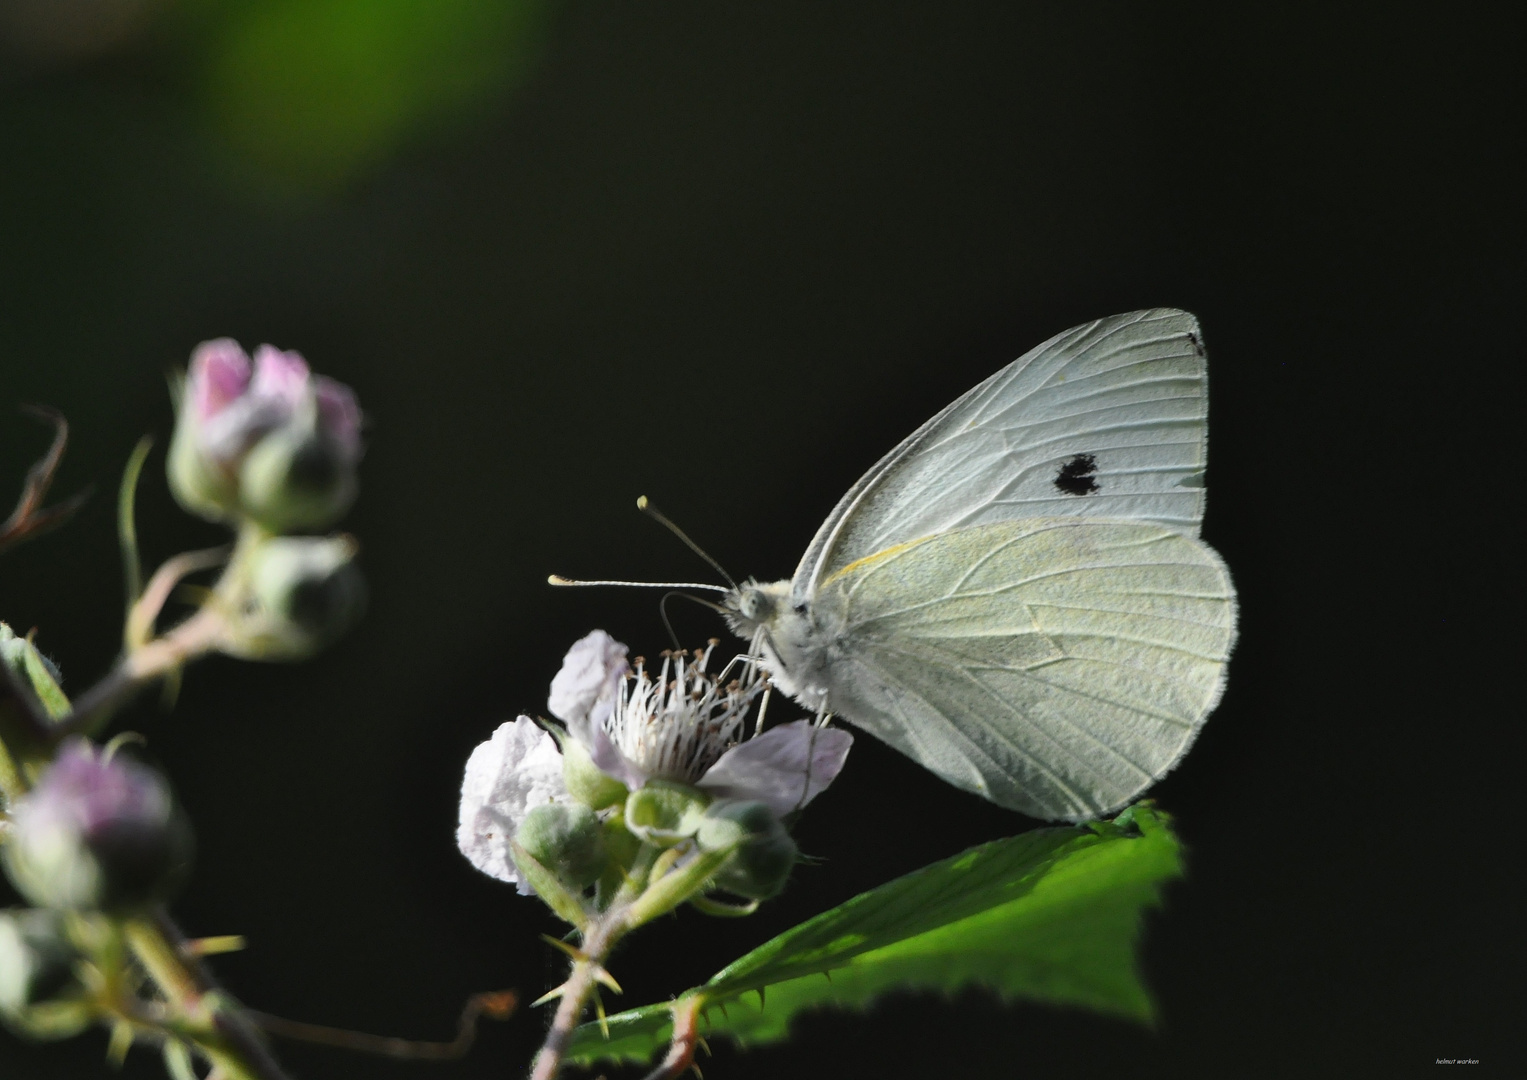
[510,841,590,929]
[165,389,238,525]
[0,623,73,801]
[624,844,737,930]
[225,534,365,661]
[556,735,628,811]
[689,894,760,918]
[237,419,357,534]
[594,816,643,908]
[696,801,798,901]
[624,781,710,847]
[1,621,71,719]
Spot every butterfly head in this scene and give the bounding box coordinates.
[721,579,792,639]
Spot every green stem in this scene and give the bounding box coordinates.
[122,910,294,1080]
[118,435,154,642]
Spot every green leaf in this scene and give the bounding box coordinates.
[567,805,1182,1066]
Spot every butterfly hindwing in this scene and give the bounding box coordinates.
[810,518,1236,819]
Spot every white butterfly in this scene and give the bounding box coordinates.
[722,309,1238,821]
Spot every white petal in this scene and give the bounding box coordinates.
[547,630,628,727]
[698,720,853,817]
[457,717,568,895]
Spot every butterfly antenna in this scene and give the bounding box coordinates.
[636,496,737,590]
[548,575,728,593]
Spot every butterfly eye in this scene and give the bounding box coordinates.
[793,603,808,615]
[741,589,775,621]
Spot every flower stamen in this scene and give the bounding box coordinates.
[607,641,766,785]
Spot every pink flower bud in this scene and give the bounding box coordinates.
[189,339,252,424]
[250,345,311,408]
[168,338,364,530]
[2,741,192,913]
[314,377,363,463]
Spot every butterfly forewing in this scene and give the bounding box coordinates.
[813,518,1236,819]
[796,309,1210,599]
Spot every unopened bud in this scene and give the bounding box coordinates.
[0,909,80,1018]
[237,410,358,534]
[515,804,607,889]
[167,340,362,530]
[166,339,254,522]
[2,742,192,913]
[695,800,797,900]
[235,535,366,659]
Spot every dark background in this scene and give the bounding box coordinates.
[1,2,1519,1077]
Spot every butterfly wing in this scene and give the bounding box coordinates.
[795,309,1211,600]
[811,517,1236,820]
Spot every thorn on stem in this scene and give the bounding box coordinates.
[539,934,590,963]
[592,987,610,1039]
[531,984,568,1008]
[185,935,247,957]
[106,1020,134,1067]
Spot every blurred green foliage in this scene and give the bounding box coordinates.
[190,0,545,196]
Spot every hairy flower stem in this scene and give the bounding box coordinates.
[52,606,227,742]
[530,921,619,1080]
[123,909,294,1080]
[50,524,271,742]
[530,844,669,1080]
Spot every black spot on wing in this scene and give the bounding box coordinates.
[1054,453,1100,495]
